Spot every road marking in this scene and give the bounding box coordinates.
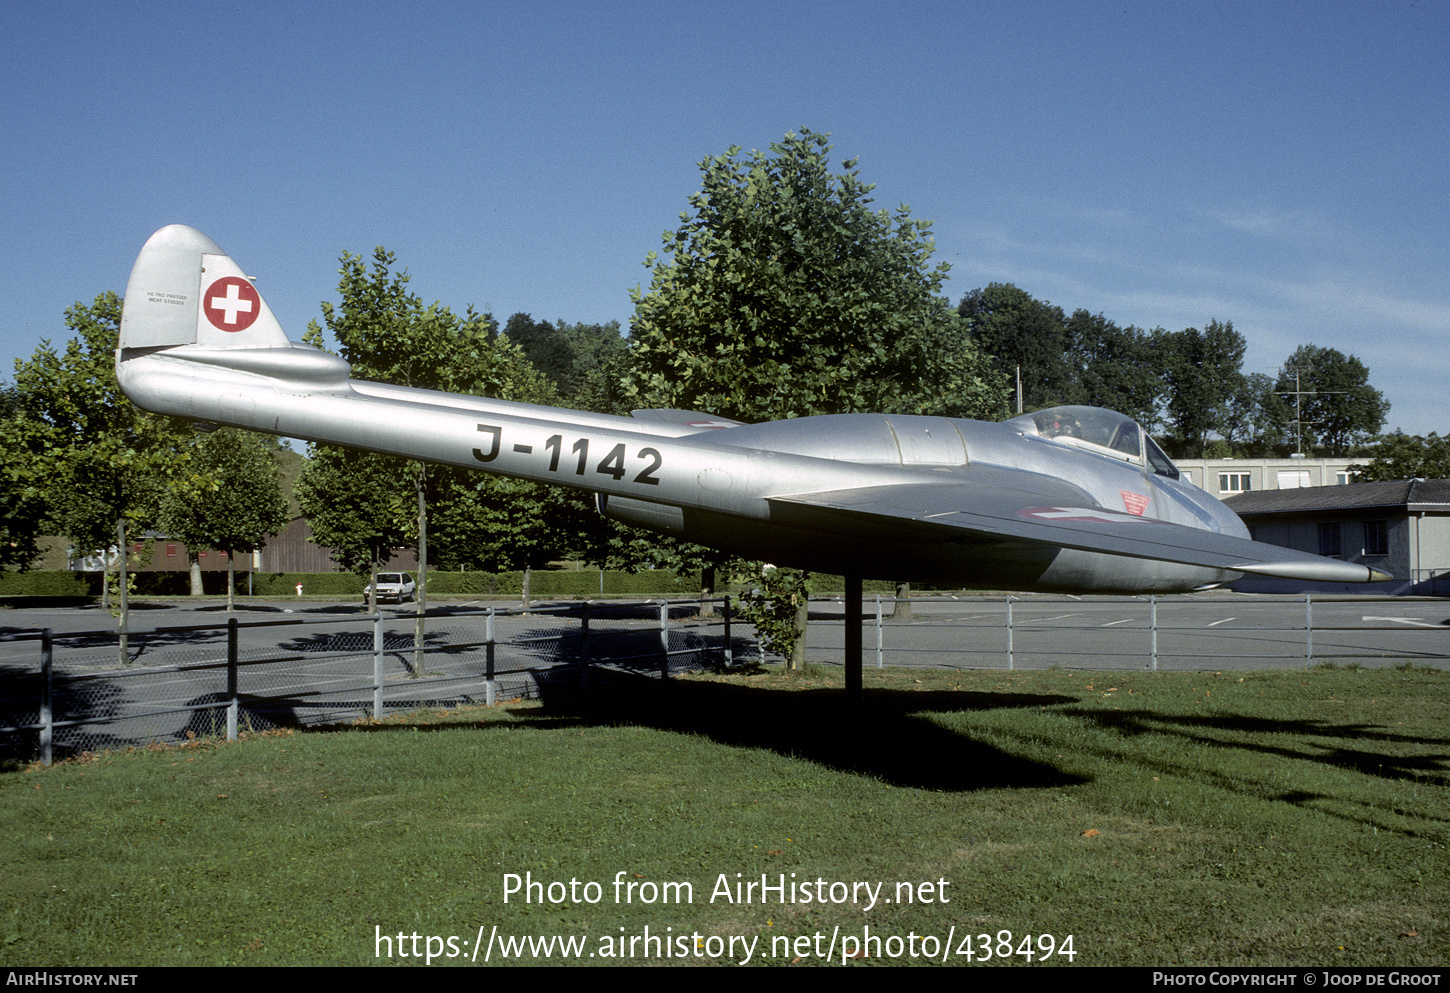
[1101,618,1134,627]
[1363,616,1444,629]
[1206,617,1237,627]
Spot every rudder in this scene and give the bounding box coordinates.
[119,225,292,351]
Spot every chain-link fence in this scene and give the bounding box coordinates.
[1,599,741,765]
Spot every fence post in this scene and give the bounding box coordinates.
[372,610,384,720]
[40,628,53,767]
[1005,595,1014,670]
[722,596,732,668]
[1149,595,1158,671]
[485,607,497,707]
[580,601,591,691]
[659,601,670,679]
[227,617,239,741]
[1305,593,1313,665]
[875,595,884,668]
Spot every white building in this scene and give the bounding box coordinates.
[1174,457,1357,496]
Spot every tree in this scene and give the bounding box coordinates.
[504,314,631,414]
[299,247,564,615]
[1061,311,1161,427]
[8,294,189,639]
[623,129,1005,664]
[0,385,47,569]
[1221,372,1293,457]
[958,284,1071,412]
[624,128,1004,423]
[1275,345,1389,456]
[158,428,290,608]
[1159,321,1247,458]
[295,447,411,579]
[1349,432,1450,482]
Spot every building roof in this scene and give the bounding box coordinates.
[1224,478,1450,516]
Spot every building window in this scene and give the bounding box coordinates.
[1219,472,1251,494]
[1364,520,1388,556]
[1277,470,1311,489]
[1335,471,1354,485]
[165,543,176,558]
[1318,523,1342,557]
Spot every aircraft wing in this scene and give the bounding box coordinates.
[767,478,1392,584]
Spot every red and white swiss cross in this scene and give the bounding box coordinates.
[203,277,261,332]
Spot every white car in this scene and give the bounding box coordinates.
[367,572,416,604]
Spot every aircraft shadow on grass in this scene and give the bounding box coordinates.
[345,664,1086,793]
[1066,708,1449,786]
[1058,706,1450,835]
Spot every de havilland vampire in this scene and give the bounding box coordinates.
[115,226,1387,689]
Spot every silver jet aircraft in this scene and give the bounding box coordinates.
[116,225,1389,601]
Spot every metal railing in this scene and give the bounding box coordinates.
[835,593,1449,671]
[1,598,735,765]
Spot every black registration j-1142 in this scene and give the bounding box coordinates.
[474,424,662,486]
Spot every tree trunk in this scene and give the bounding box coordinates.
[188,555,203,596]
[699,563,716,618]
[367,559,378,613]
[413,477,427,678]
[226,551,236,613]
[521,564,532,608]
[892,581,913,620]
[789,588,808,670]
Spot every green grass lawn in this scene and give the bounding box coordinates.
[2,664,1445,967]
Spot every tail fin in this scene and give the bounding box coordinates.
[119,224,292,351]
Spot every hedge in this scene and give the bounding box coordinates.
[0,568,699,598]
[0,568,899,599]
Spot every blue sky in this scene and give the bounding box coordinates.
[4,0,1446,437]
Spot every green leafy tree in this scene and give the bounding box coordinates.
[624,128,1004,423]
[295,447,411,579]
[299,247,564,616]
[624,129,1005,663]
[1221,372,1293,456]
[0,384,47,569]
[9,294,189,620]
[959,283,1071,412]
[1349,432,1450,482]
[1159,321,1247,458]
[1275,345,1389,456]
[1062,311,1162,427]
[158,428,290,608]
[504,314,631,414]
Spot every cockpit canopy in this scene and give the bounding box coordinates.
[1005,405,1180,478]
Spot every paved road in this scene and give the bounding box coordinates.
[804,593,1450,671]
[0,599,727,758]
[3,593,1446,758]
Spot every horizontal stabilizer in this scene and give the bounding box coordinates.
[630,408,746,431]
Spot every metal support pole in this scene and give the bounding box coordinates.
[485,608,497,706]
[40,628,52,767]
[874,595,883,669]
[1005,596,1014,670]
[1305,593,1314,665]
[722,596,732,668]
[1149,595,1158,671]
[372,610,384,719]
[227,617,239,741]
[844,575,862,701]
[580,601,591,691]
[659,601,670,679]
[117,519,128,667]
